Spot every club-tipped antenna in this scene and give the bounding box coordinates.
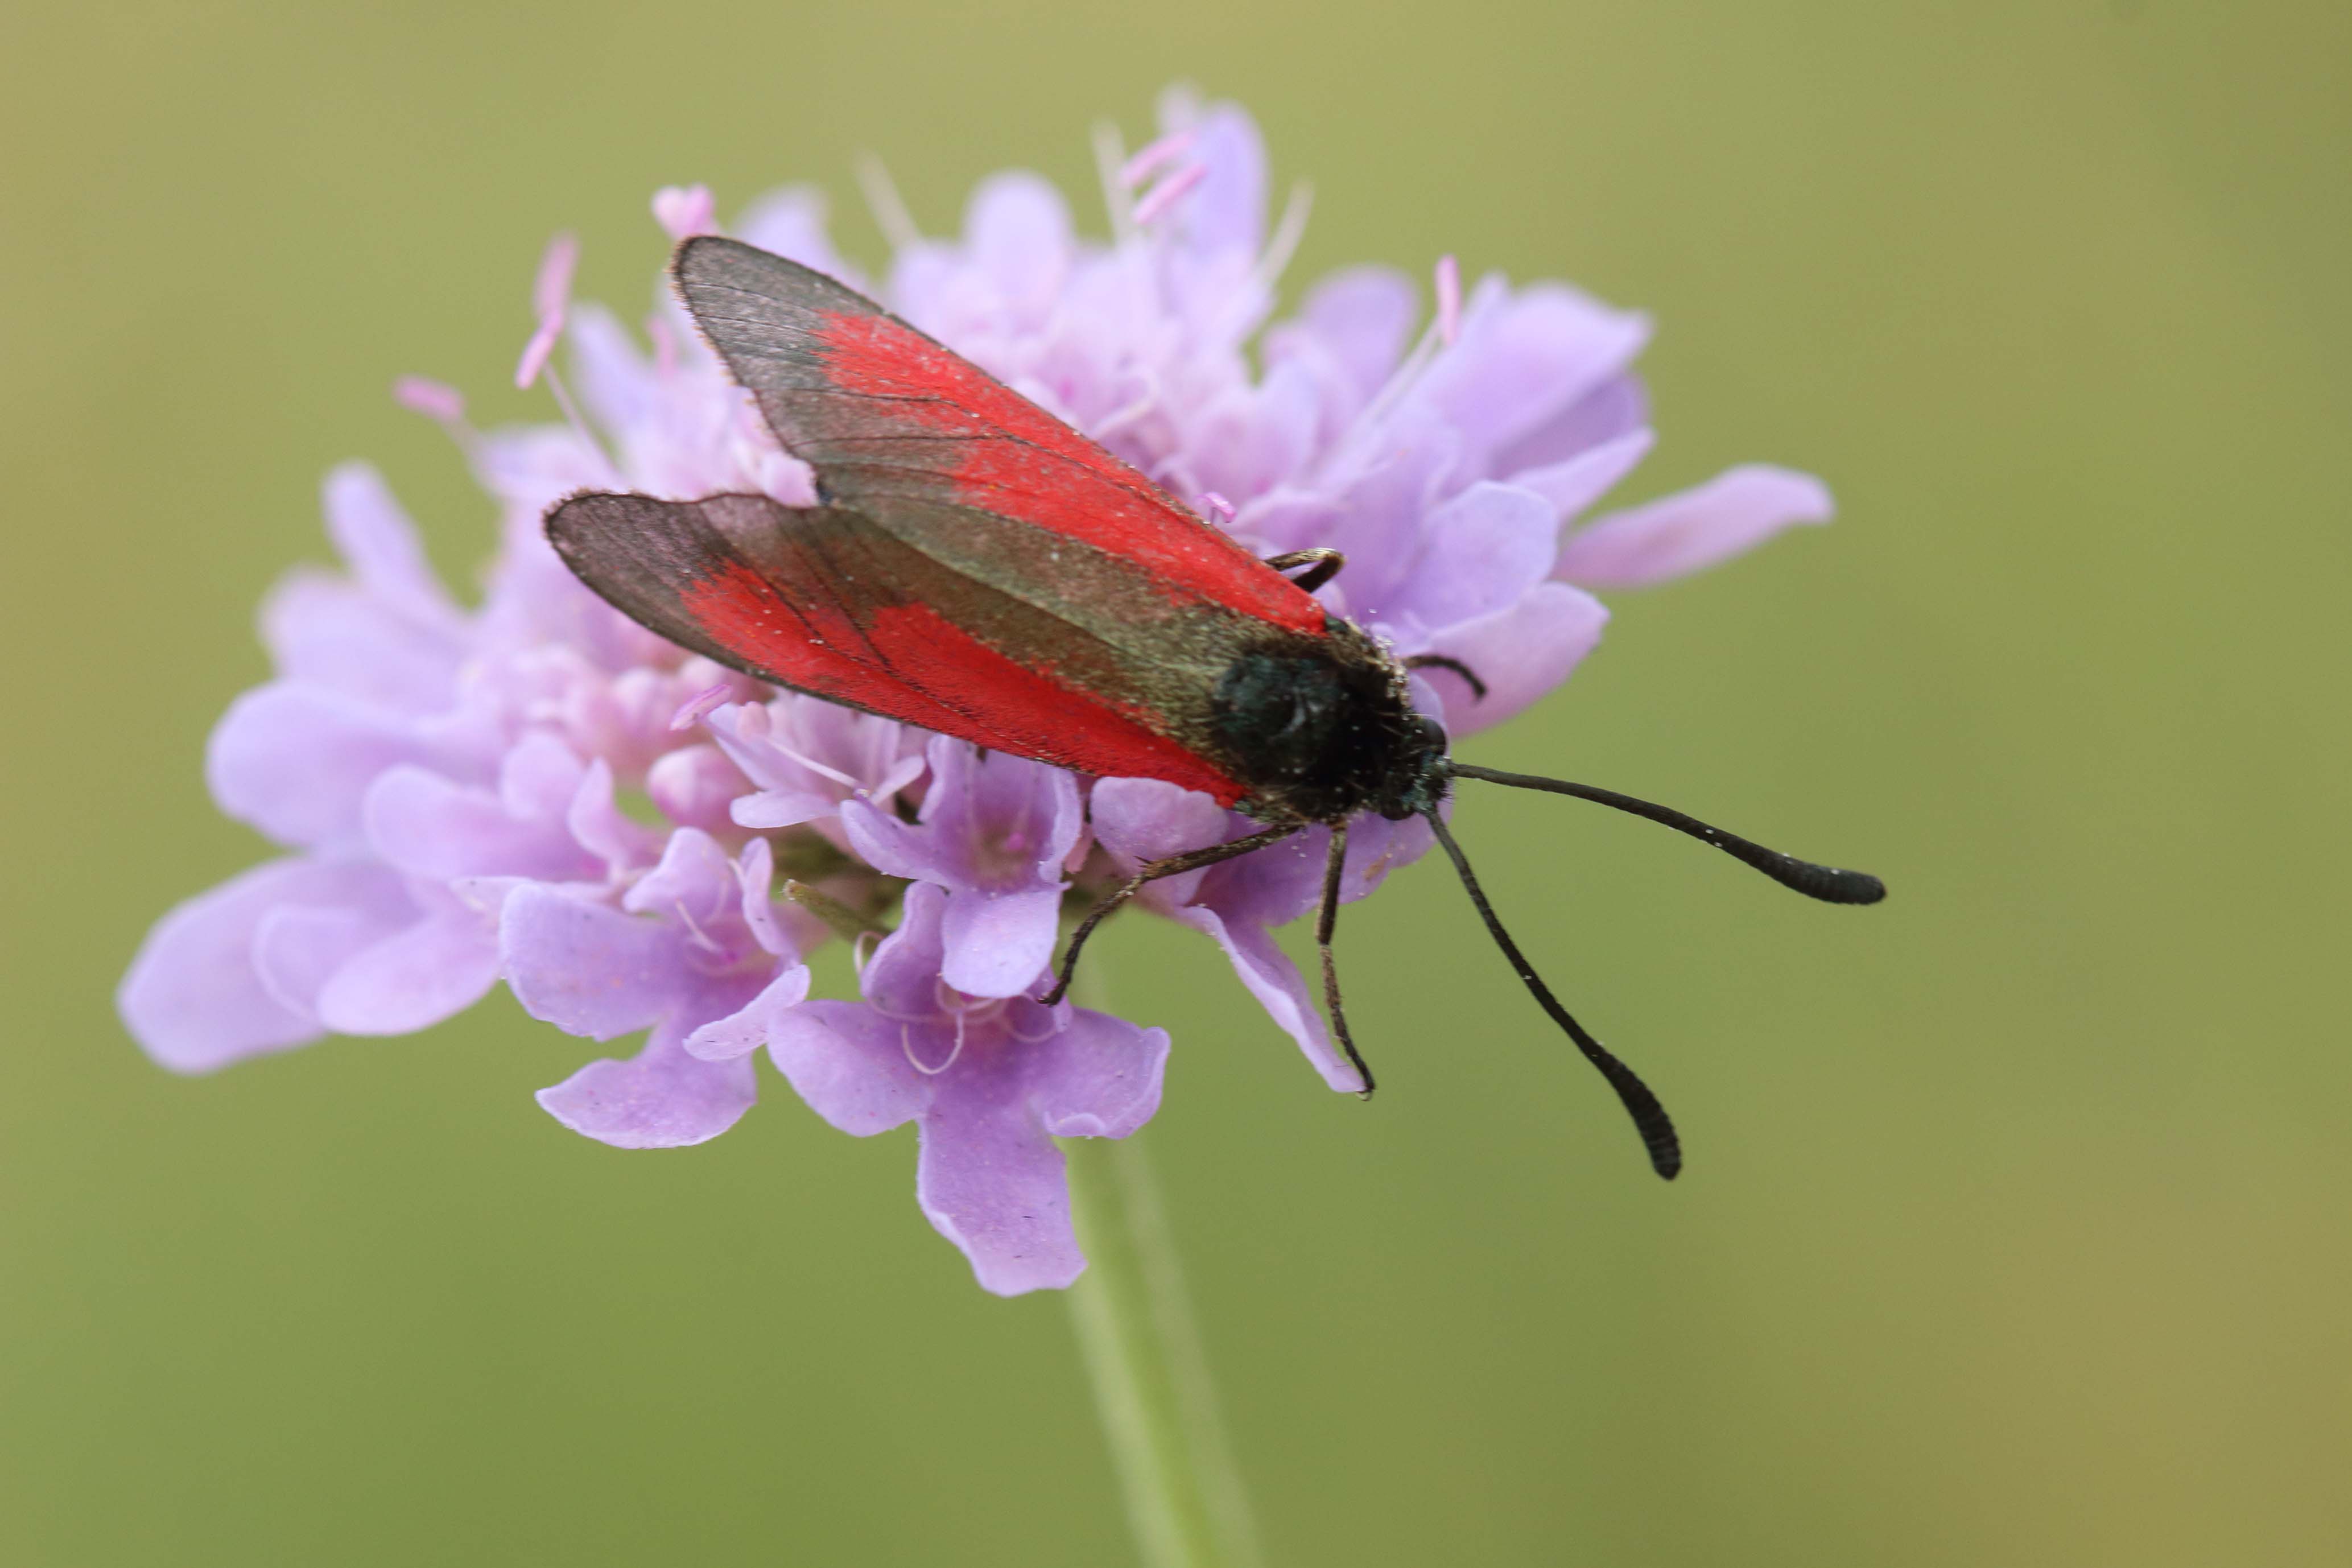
[1421,806,1681,1180]
[1447,764,1885,906]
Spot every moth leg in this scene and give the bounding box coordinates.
[1041,824,1299,1005]
[1402,653,1488,702]
[1263,548,1345,595]
[1317,821,1376,1099]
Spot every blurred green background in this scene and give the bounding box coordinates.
[5,1,2346,1563]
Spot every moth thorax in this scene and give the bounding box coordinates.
[1210,632,1443,823]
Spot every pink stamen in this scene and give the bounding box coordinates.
[652,184,715,241]
[1118,129,1198,189]
[514,232,579,391]
[646,314,678,377]
[1198,491,1235,525]
[670,682,731,732]
[532,232,578,321]
[1435,254,1462,347]
[1131,162,1207,227]
[514,316,562,390]
[392,376,465,423]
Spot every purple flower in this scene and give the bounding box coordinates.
[506,833,811,1149]
[842,738,1084,1000]
[703,697,926,837]
[121,89,1834,1291]
[757,883,1166,1295]
[1088,778,1431,1095]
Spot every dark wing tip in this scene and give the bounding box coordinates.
[668,234,748,317]
[670,232,853,300]
[669,232,750,284]
[544,489,627,547]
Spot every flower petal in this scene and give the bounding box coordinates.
[733,837,799,961]
[857,881,955,1020]
[1557,465,1834,588]
[846,738,1077,900]
[1029,1009,1170,1140]
[1168,903,1364,1094]
[731,788,840,831]
[566,759,662,875]
[1420,280,1651,467]
[315,911,501,1036]
[917,1076,1084,1295]
[762,999,932,1135]
[1314,407,1462,615]
[537,1016,756,1149]
[361,766,595,882]
[501,885,688,1040]
[620,828,735,929]
[207,684,448,851]
[320,463,461,628]
[1492,373,1651,477]
[251,900,408,1022]
[646,744,749,834]
[939,886,1062,999]
[118,857,399,1073]
[1382,481,1561,634]
[837,795,925,880]
[1504,427,1656,520]
[499,732,587,823]
[567,305,664,438]
[683,961,813,1062]
[1268,265,1419,405]
[1089,777,1230,907]
[259,570,463,714]
[1183,357,1322,505]
[1156,93,1266,263]
[965,171,1074,322]
[1193,826,1325,931]
[1414,581,1610,736]
[704,697,916,822]
[1335,812,1435,906]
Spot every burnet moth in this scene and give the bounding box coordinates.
[547,237,1886,1179]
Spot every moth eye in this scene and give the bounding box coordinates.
[1415,716,1449,754]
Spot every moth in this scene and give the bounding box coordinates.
[547,237,1885,1178]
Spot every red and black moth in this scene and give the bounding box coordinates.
[547,236,1886,1179]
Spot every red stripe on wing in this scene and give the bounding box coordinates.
[679,563,1248,804]
[865,603,1248,802]
[676,560,961,736]
[811,309,1326,637]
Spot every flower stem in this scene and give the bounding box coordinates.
[1064,1132,1265,1568]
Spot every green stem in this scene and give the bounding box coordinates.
[1064,1132,1265,1568]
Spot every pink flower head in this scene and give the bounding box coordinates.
[121,91,1835,1292]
